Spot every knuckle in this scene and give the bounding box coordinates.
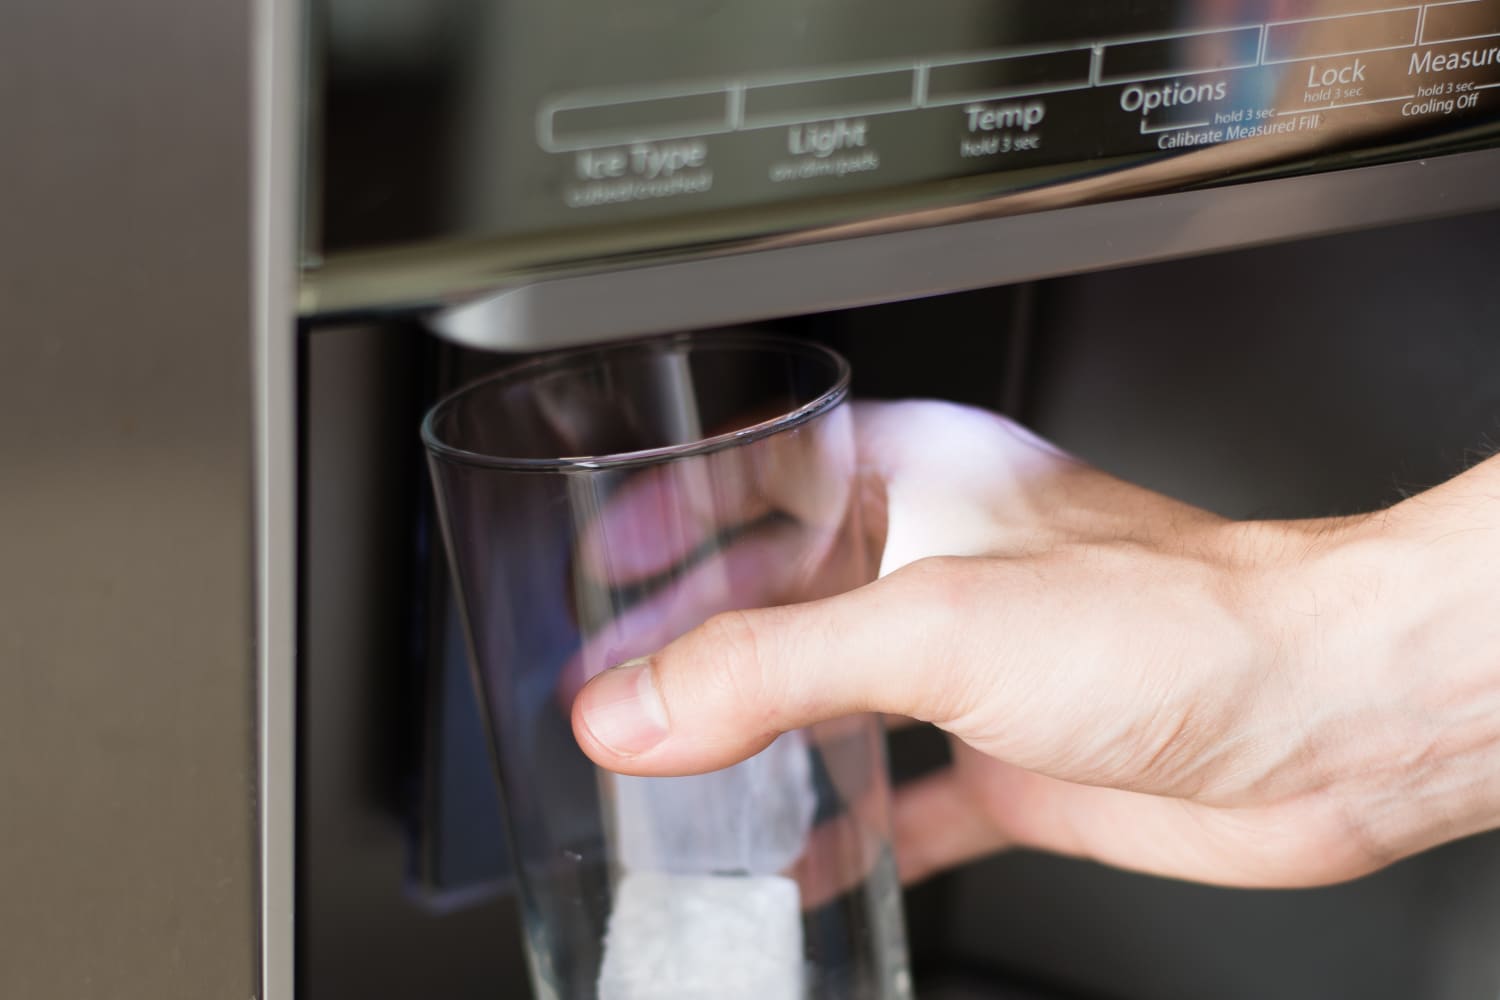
[692,610,775,719]
[883,556,992,723]
[894,554,970,597]
[893,555,982,628]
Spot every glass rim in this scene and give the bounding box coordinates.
[420,331,851,472]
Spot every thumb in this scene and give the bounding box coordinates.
[570,559,973,776]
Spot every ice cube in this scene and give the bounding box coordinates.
[597,872,805,1000]
[610,730,816,875]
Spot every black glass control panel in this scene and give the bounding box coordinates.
[309,0,1500,293]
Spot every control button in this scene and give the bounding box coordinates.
[543,89,730,153]
[925,47,1092,106]
[742,69,915,128]
[1421,0,1500,44]
[1263,7,1421,64]
[1098,26,1263,83]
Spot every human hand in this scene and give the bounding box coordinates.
[571,399,1500,889]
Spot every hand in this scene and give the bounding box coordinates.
[571,400,1500,889]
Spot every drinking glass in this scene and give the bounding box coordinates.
[422,332,911,1000]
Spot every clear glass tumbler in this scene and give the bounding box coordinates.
[422,332,911,1000]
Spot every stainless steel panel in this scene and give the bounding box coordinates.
[0,1,259,997]
[303,0,1500,285]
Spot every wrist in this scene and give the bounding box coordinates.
[1258,507,1500,868]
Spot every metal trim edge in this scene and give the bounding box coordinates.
[431,147,1500,349]
[253,0,298,992]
